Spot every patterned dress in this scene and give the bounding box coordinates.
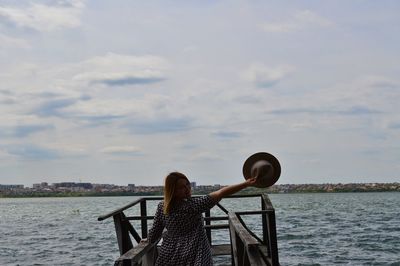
[148,195,218,266]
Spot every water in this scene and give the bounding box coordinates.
[1,193,399,265]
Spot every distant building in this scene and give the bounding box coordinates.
[0,184,24,190]
[128,184,135,191]
[190,182,197,190]
[33,182,49,189]
[53,182,93,189]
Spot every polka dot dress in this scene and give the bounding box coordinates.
[148,195,218,266]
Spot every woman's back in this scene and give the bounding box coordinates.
[149,196,216,266]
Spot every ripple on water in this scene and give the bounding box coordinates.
[1,193,399,266]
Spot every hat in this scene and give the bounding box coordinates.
[242,152,281,188]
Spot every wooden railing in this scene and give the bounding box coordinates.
[98,194,279,266]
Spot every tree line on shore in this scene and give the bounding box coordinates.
[1,182,398,198]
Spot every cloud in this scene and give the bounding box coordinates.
[0,0,85,32]
[189,152,224,162]
[75,114,125,126]
[339,106,382,115]
[242,64,294,88]
[212,131,242,139]
[124,117,192,134]
[72,53,168,87]
[0,33,30,49]
[388,122,400,130]
[0,124,55,138]
[100,146,142,156]
[2,143,87,160]
[320,76,400,113]
[30,91,67,99]
[260,10,334,33]
[33,98,80,117]
[268,106,381,116]
[28,93,91,118]
[29,94,128,125]
[233,95,263,104]
[0,89,13,95]
[59,95,167,125]
[0,90,17,104]
[5,144,60,160]
[95,76,166,86]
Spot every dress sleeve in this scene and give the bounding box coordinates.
[148,201,165,243]
[188,195,218,214]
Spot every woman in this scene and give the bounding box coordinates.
[146,172,257,266]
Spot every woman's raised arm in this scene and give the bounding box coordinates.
[209,177,257,202]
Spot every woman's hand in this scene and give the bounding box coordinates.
[245,177,257,187]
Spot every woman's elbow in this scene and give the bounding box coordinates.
[209,191,222,202]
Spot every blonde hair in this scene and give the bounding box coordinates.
[163,172,189,215]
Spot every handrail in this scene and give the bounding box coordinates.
[98,196,163,221]
[114,236,161,266]
[229,212,266,266]
[261,194,275,210]
[98,193,279,266]
[261,194,279,265]
[98,193,264,221]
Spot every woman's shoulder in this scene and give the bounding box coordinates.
[187,195,216,207]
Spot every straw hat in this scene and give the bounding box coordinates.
[242,152,281,188]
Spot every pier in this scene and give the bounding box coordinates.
[98,193,279,266]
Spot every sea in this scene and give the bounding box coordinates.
[0,192,399,266]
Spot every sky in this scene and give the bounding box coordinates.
[0,0,399,187]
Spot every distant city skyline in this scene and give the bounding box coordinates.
[1,1,399,187]
[1,181,399,197]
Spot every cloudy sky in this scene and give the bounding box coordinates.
[1,0,399,187]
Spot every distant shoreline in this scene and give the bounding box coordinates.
[1,182,399,198]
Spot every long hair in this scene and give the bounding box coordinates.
[163,172,189,215]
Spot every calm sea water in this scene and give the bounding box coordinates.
[0,193,399,266]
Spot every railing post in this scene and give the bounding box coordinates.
[261,195,269,246]
[262,194,279,265]
[266,210,279,265]
[229,217,238,266]
[113,212,133,255]
[140,199,148,239]
[205,209,211,244]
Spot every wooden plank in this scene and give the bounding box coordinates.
[225,194,262,198]
[99,194,261,221]
[205,209,211,243]
[261,194,274,210]
[261,196,268,246]
[229,212,272,266]
[266,211,279,266]
[228,213,259,246]
[229,218,239,266]
[125,215,155,221]
[204,224,229,230]
[99,198,143,221]
[126,219,141,244]
[204,216,228,221]
[113,213,133,255]
[140,200,148,238]
[216,202,229,214]
[98,197,163,221]
[115,241,158,265]
[247,244,266,266]
[211,244,231,256]
[235,210,274,215]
